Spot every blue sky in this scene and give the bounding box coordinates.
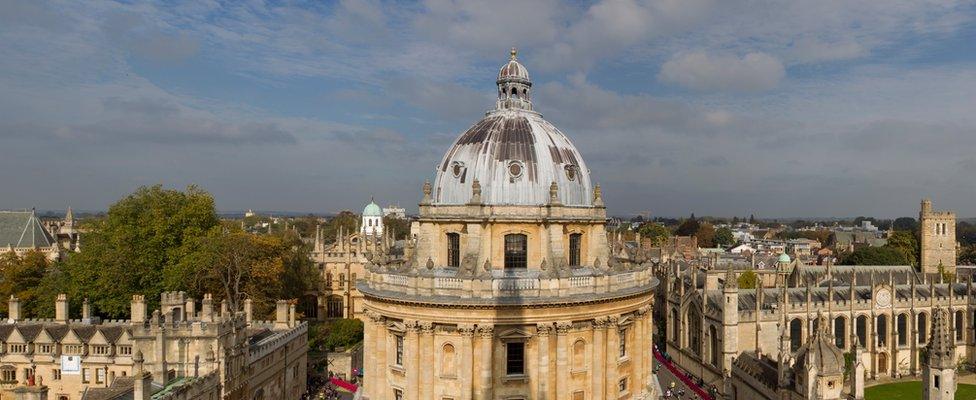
[2,0,976,218]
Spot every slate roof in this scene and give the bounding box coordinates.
[0,210,55,248]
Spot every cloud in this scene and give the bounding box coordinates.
[658,51,786,92]
[788,37,866,63]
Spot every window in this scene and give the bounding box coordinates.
[96,368,105,384]
[897,314,907,346]
[790,319,802,351]
[325,272,333,288]
[504,234,527,270]
[447,233,460,268]
[82,368,91,383]
[394,389,404,400]
[834,317,846,349]
[1,369,15,382]
[395,335,404,366]
[569,233,581,267]
[618,328,627,358]
[618,377,628,393]
[506,342,525,375]
[918,314,928,344]
[93,345,110,355]
[956,311,964,341]
[53,369,61,381]
[64,345,83,355]
[118,345,132,356]
[876,315,887,347]
[935,375,940,388]
[8,344,26,354]
[441,344,456,376]
[339,273,345,289]
[39,344,52,354]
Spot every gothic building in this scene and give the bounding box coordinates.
[0,208,79,261]
[663,200,969,399]
[357,49,659,400]
[0,292,307,400]
[920,199,956,275]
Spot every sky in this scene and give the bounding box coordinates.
[2,0,976,218]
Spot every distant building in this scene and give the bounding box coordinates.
[0,292,307,400]
[920,199,956,274]
[0,208,78,261]
[360,199,383,237]
[382,204,406,219]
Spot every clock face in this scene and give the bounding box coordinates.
[875,288,892,308]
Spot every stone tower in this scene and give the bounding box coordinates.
[722,268,739,392]
[923,308,956,400]
[920,199,956,274]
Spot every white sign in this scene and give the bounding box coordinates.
[61,355,81,375]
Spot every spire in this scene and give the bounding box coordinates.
[926,307,955,369]
[510,47,517,60]
[723,267,738,290]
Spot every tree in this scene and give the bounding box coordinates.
[737,269,758,289]
[676,214,700,236]
[310,319,365,352]
[748,214,756,225]
[695,223,716,248]
[59,185,220,317]
[0,251,49,316]
[321,211,359,243]
[841,246,907,266]
[885,230,919,267]
[382,215,410,240]
[637,223,671,246]
[957,221,976,246]
[714,227,735,247]
[892,217,918,232]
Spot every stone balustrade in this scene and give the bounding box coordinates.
[360,266,656,304]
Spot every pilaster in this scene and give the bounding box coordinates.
[478,325,494,400]
[420,321,435,400]
[605,316,620,398]
[536,323,552,399]
[459,325,475,400]
[592,317,607,399]
[555,321,572,399]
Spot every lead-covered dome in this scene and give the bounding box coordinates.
[431,49,593,206]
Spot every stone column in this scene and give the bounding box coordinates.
[373,313,388,400]
[459,325,475,400]
[536,323,552,399]
[592,317,608,400]
[405,320,421,400]
[420,322,435,400]
[555,322,572,400]
[477,325,494,400]
[633,308,647,393]
[605,316,620,397]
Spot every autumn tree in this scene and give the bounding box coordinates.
[0,251,49,316]
[637,223,671,246]
[737,269,758,289]
[695,223,716,248]
[676,214,700,236]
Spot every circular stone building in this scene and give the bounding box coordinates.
[359,50,659,400]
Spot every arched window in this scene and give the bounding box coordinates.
[956,310,964,341]
[897,314,907,346]
[326,296,343,319]
[504,234,527,270]
[834,317,846,349]
[790,318,802,351]
[877,315,887,347]
[687,305,702,357]
[856,315,867,347]
[918,313,928,344]
[569,233,582,266]
[709,325,719,366]
[325,272,333,288]
[572,340,586,370]
[670,308,679,342]
[441,344,456,375]
[447,233,460,268]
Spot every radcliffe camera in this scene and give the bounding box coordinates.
[1,2,974,400]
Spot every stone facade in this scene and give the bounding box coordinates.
[920,199,956,275]
[0,292,307,400]
[311,225,386,320]
[357,50,659,400]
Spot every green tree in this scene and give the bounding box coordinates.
[310,319,364,352]
[382,215,410,240]
[892,217,918,232]
[321,211,359,243]
[841,246,907,266]
[714,227,735,247]
[637,223,671,246]
[0,250,49,316]
[59,185,220,317]
[737,269,758,289]
[885,230,919,267]
[676,214,700,236]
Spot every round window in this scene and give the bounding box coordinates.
[451,162,464,178]
[508,162,523,178]
[565,165,577,181]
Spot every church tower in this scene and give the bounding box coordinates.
[722,268,739,392]
[920,199,956,274]
[923,308,956,400]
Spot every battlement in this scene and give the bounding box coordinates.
[248,322,307,363]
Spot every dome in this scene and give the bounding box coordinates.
[363,200,382,217]
[778,253,792,263]
[498,48,529,82]
[432,50,593,206]
[793,315,845,376]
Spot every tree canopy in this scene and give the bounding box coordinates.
[714,227,735,247]
[676,214,700,236]
[841,246,908,266]
[637,223,671,246]
[737,269,758,289]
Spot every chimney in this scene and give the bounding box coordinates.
[274,300,289,329]
[82,298,92,324]
[8,295,20,323]
[244,298,253,325]
[131,295,146,324]
[220,299,229,319]
[201,294,213,322]
[288,302,297,328]
[55,294,69,323]
[133,350,149,400]
[185,298,195,320]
